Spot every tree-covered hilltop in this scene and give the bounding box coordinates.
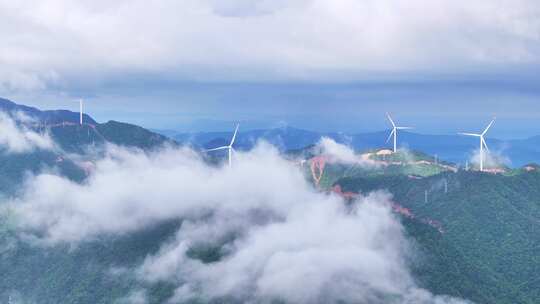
[0,99,175,195]
[47,120,174,154]
[337,169,540,304]
[301,149,457,189]
[0,97,173,153]
[0,98,97,126]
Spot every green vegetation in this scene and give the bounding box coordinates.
[306,150,454,190]
[0,150,86,195]
[95,121,173,150]
[2,117,540,303]
[49,121,172,154]
[0,119,182,302]
[337,170,540,304]
[0,121,173,195]
[298,145,540,303]
[0,218,180,303]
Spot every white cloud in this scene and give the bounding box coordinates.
[315,137,378,167]
[8,142,470,303]
[315,137,358,163]
[469,146,511,170]
[0,0,539,91]
[0,111,55,153]
[139,192,419,303]
[11,143,305,243]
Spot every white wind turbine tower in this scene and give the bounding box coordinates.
[386,113,413,153]
[79,99,84,125]
[458,118,495,172]
[206,124,239,167]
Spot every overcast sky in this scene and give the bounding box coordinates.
[1,0,539,137]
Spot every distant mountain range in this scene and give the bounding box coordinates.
[164,126,540,167]
[2,96,539,167]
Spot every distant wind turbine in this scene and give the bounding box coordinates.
[206,124,239,167]
[386,113,413,153]
[79,99,84,125]
[458,118,495,172]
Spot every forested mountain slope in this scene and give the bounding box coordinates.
[337,169,540,304]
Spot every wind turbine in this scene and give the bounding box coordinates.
[386,113,413,153]
[78,99,84,125]
[458,118,495,172]
[206,124,239,167]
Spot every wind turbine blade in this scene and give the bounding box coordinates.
[205,146,229,152]
[386,113,396,128]
[396,127,413,130]
[482,137,490,153]
[458,132,481,137]
[386,129,395,143]
[230,123,239,146]
[482,118,496,136]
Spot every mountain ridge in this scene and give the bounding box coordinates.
[0,98,174,194]
[0,98,97,125]
[167,127,540,167]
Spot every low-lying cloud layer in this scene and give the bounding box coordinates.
[315,137,358,163]
[8,141,469,303]
[0,111,55,153]
[138,191,413,303]
[314,137,378,166]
